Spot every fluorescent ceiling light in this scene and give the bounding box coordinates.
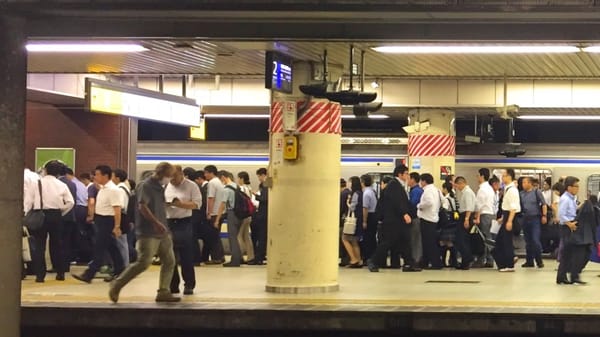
[581,46,600,53]
[342,115,389,119]
[518,115,600,120]
[26,43,148,53]
[204,114,270,119]
[372,45,580,54]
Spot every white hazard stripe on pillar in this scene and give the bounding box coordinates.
[408,135,455,157]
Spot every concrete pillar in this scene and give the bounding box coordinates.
[266,62,341,293]
[406,109,455,186]
[0,14,27,337]
[127,118,138,179]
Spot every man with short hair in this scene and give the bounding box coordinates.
[24,160,74,282]
[190,170,208,265]
[492,169,521,272]
[473,168,496,268]
[556,176,584,284]
[520,176,548,268]
[165,165,202,295]
[112,168,132,268]
[73,165,124,284]
[454,176,477,270]
[58,164,78,272]
[203,165,225,264]
[215,170,242,267]
[408,172,423,266]
[252,168,269,265]
[109,162,180,303]
[361,174,378,261]
[368,165,420,273]
[417,173,444,269]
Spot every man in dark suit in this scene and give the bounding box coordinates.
[367,165,421,272]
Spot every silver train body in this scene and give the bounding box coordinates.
[137,142,600,199]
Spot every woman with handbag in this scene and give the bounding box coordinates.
[341,176,363,268]
[439,182,459,268]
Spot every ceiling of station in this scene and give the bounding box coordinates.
[27,40,600,78]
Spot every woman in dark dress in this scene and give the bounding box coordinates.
[341,176,364,268]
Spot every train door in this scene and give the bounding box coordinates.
[587,174,600,200]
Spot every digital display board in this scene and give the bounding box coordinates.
[85,78,201,127]
[265,51,293,93]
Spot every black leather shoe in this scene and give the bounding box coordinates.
[402,266,422,272]
[556,279,572,285]
[366,259,379,272]
[348,262,362,269]
[35,278,44,283]
[171,288,180,294]
[223,262,240,267]
[455,263,471,270]
[183,288,194,295]
[56,273,65,281]
[572,279,587,285]
[72,273,92,284]
[249,260,265,265]
[521,263,535,268]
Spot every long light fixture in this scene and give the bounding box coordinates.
[372,45,580,54]
[581,46,600,53]
[26,43,148,53]
[203,114,390,119]
[518,115,600,120]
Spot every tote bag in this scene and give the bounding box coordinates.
[343,210,357,235]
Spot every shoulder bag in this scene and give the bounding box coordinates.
[23,180,45,231]
[343,209,357,235]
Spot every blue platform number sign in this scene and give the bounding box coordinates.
[440,165,452,181]
[265,51,293,94]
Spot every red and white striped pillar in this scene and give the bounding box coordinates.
[406,109,455,185]
[266,62,342,294]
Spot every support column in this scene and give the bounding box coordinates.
[265,62,341,293]
[406,109,455,186]
[0,15,27,337]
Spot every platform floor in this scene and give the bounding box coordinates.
[20,260,600,336]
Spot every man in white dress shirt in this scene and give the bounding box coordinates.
[417,173,444,269]
[73,165,124,283]
[473,168,496,268]
[24,160,74,282]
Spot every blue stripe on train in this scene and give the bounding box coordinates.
[456,158,600,164]
[137,155,394,163]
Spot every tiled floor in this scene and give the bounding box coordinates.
[21,260,600,314]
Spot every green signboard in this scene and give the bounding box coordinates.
[35,148,76,171]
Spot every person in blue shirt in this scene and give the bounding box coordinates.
[408,172,423,265]
[556,176,585,285]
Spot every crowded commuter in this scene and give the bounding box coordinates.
[252,168,269,265]
[237,171,255,264]
[473,168,495,268]
[439,181,458,268]
[24,160,75,282]
[408,172,423,266]
[342,176,363,268]
[519,176,548,268]
[73,165,124,284]
[190,170,209,265]
[165,165,202,295]
[417,173,444,269]
[556,176,586,285]
[378,176,401,268]
[453,176,476,270]
[361,174,378,262]
[215,170,242,267]
[65,168,89,264]
[109,162,180,303]
[339,178,351,266]
[492,169,520,272]
[58,163,78,273]
[203,165,225,264]
[368,165,420,273]
[112,168,132,267]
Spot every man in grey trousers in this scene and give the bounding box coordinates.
[109,162,180,303]
[473,168,496,268]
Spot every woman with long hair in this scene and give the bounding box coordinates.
[236,171,256,263]
[341,176,363,268]
[439,181,458,268]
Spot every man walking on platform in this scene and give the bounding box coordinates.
[108,162,180,303]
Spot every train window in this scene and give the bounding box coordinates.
[366,172,394,198]
[491,168,552,187]
[587,174,600,199]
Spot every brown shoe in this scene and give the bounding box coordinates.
[155,290,181,303]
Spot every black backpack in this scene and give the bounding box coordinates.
[119,186,136,233]
[225,185,256,219]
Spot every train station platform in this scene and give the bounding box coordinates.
[21,260,600,336]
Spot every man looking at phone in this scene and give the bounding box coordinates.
[165,165,202,295]
[556,176,583,285]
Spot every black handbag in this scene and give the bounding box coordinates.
[23,180,45,231]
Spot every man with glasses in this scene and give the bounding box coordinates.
[556,176,584,285]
